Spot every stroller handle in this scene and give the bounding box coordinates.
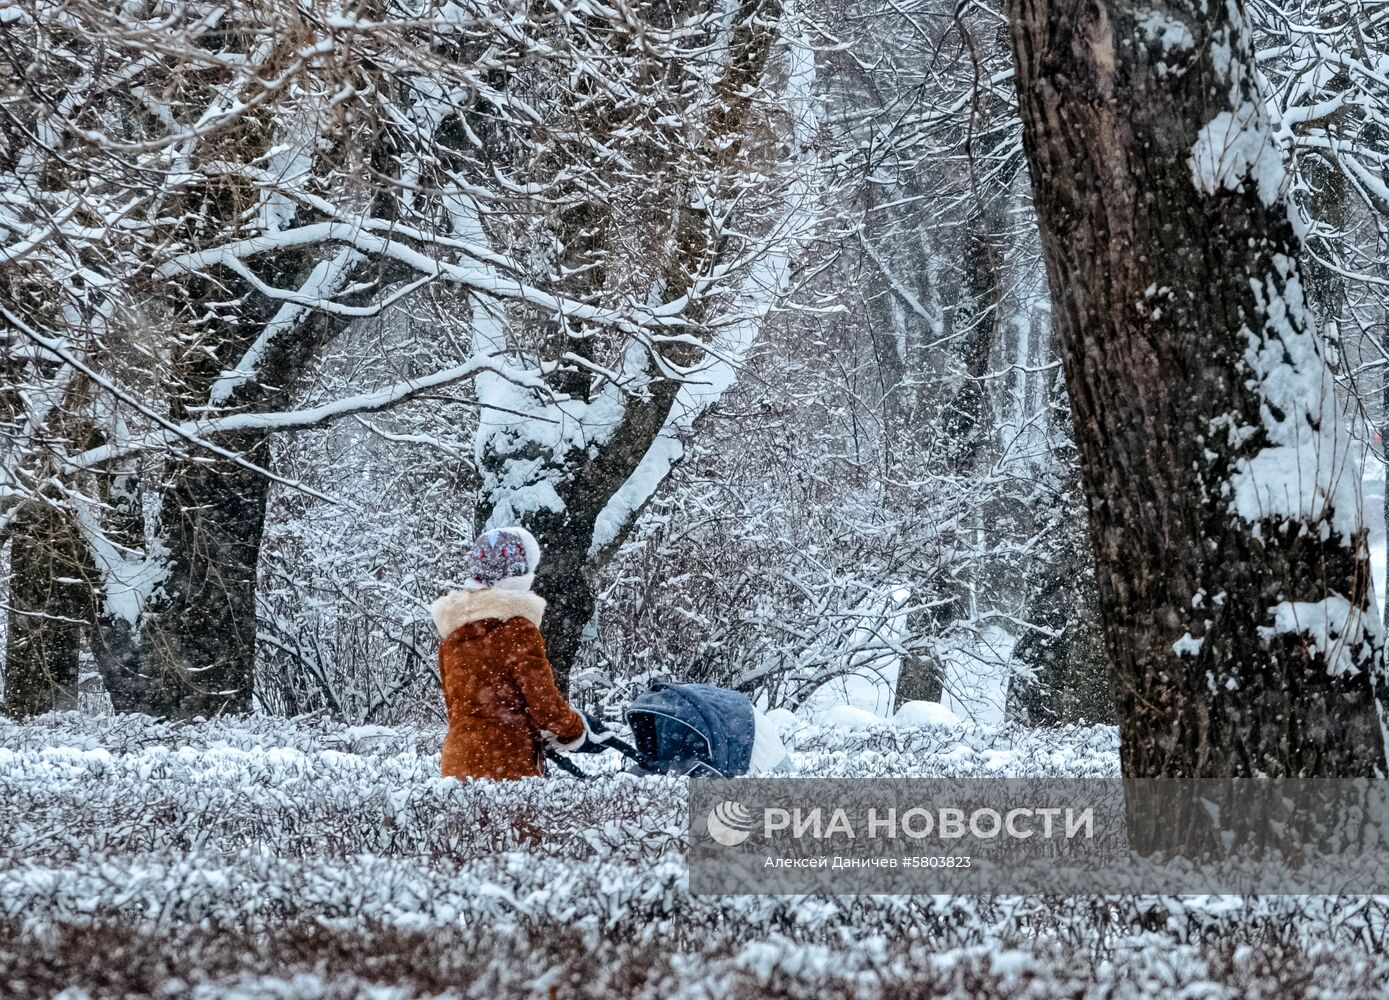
[595,734,640,761]
[545,733,641,780]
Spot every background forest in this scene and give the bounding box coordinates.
[2,0,1387,733]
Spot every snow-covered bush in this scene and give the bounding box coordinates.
[2,713,1386,998]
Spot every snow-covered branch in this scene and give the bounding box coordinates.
[66,355,546,471]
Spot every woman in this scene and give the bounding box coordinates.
[430,526,592,780]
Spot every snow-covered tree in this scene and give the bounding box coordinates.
[462,0,820,687]
[3,0,804,713]
[1007,0,1388,775]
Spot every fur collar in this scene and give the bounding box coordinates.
[430,588,546,638]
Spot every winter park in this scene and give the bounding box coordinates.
[5,0,1389,995]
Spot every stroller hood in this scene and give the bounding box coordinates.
[624,683,755,778]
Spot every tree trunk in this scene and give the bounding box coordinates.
[119,236,399,717]
[2,503,88,718]
[938,162,1017,471]
[894,649,945,708]
[896,176,1015,710]
[1006,0,1388,779]
[137,435,270,716]
[134,292,384,717]
[475,372,681,692]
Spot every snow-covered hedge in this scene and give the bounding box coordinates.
[1,713,1386,998]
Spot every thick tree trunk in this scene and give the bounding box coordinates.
[2,504,88,718]
[89,463,173,715]
[134,294,379,717]
[105,102,387,718]
[137,435,270,716]
[504,509,600,693]
[476,374,679,692]
[1007,0,1387,779]
[894,649,945,708]
[117,244,396,717]
[93,614,167,715]
[103,271,274,718]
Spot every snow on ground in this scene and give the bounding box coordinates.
[800,607,1015,729]
[1,712,1386,998]
[939,624,1015,726]
[799,587,912,720]
[893,700,962,728]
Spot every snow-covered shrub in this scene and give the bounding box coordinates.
[2,713,1386,997]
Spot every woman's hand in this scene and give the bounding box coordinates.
[560,710,616,755]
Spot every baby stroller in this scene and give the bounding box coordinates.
[556,682,791,778]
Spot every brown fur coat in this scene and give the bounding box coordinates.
[430,587,585,781]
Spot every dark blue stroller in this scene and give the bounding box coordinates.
[553,682,790,778]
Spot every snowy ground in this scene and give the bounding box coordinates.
[3,714,1389,998]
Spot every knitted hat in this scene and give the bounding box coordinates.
[464,526,541,592]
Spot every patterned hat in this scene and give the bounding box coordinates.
[465,527,540,590]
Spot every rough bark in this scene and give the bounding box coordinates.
[2,503,89,718]
[894,650,945,707]
[114,236,279,718]
[116,106,406,716]
[1006,0,1388,779]
[137,435,270,717]
[133,271,397,717]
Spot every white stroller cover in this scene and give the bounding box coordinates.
[749,707,793,774]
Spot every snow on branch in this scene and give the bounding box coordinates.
[154,223,690,340]
[66,355,547,472]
